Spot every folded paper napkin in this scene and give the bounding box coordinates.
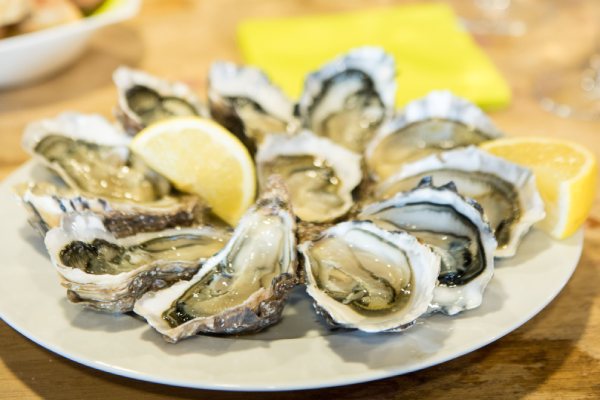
[237,3,510,110]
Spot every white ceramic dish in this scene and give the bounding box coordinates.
[0,0,140,88]
[0,162,583,391]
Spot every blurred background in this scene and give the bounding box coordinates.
[1,0,599,174]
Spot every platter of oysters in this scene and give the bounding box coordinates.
[0,47,582,390]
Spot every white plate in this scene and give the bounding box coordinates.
[0,0,140,88]
[0,162,583,391]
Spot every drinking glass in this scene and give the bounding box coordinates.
[451,0,548,37]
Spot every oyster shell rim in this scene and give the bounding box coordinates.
[376,146,546,258]
[365,90,504,180]
[15,180,203,238]
[208,60,296,124]
[361,177,497,315]
[299,220,441,332]
[256,130,363,223]
[297,46,397,119]
[44,212,230,313]
[113,66,208,134]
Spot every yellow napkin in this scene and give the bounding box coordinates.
[238,3,510,110]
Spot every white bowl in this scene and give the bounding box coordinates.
[0,0,140,88]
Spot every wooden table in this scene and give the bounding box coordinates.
[1,0,599,398]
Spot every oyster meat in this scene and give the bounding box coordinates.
[366,91,504,180]
[113,66,206,134]
[297,46,396,153]
[23,112,170,201]
[376,146,545,257]
[361,178,497,315]
[21,112,208,236]
[256,130,362,223]
[299,220,440,332]
[208,61,296,153]
[133,177,297,342]
[45,212,230,313]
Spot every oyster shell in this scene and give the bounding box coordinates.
[133,177,297,342]
[361,178,497,315]
[297,46,396,153]
[22,112,171,202]
[15,182,204,238]
[208,61,296,153]
[113,66,206,134]
[299,220,440,332]
[256,130,362,223]
[376,146,545,258]
[45,212,230,313]
[366,91,504,179]
[21,112,211,236]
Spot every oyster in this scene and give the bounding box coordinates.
[299,221,440,332]
[361,178,497,315]
[15,182,204,238]
[45,212,230,313]
[22,112,171,202]
[256,130,362,223]
[297,46,396,153]
[113,66,206,134]
[366,91,504,179]
[208,61,296,153]
[133,177,297,342]
[21,112,209,236]
[376,146,545,257]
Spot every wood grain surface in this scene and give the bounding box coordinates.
[1,0,599,398]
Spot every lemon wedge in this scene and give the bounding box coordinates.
[481,137,597,239]
[130,117,256,226]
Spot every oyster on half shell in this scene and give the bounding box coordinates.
[113,66,207,134]
[134,177,298,342]
[22,112,171,202]
[256,130,362,223]
[297,46,396,153]
[20,112,209,236]
[366,91,504,180]
[376,146,545,258]
[45,212,230,313]
[299,220,440,332]
[208,61,296,153]
[361,178,497,315]
[15,181,205,238]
